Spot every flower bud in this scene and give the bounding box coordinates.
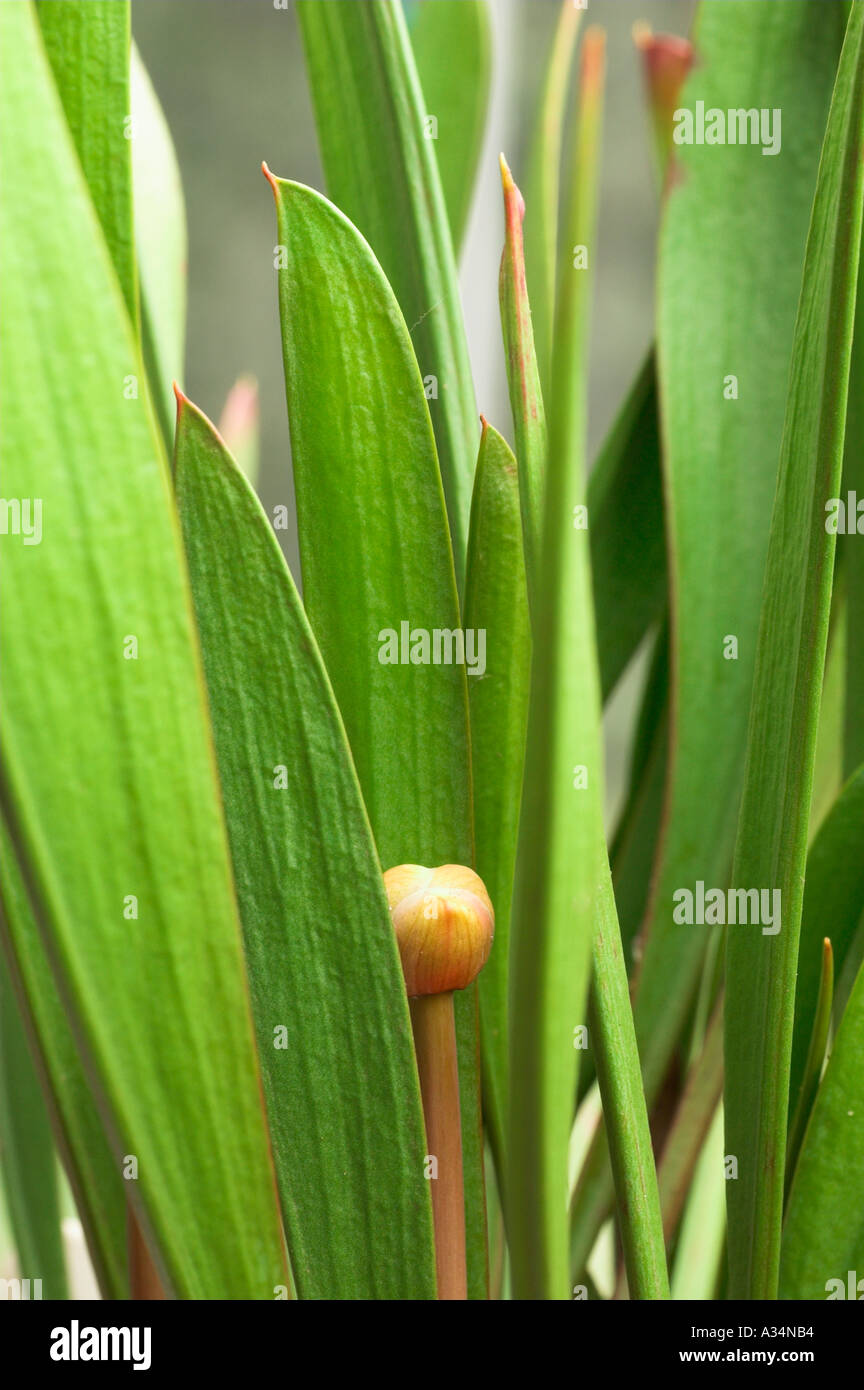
[383,864,494,997]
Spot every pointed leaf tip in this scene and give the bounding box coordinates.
[581,27,607,95]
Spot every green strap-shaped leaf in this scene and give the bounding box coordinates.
[297,0,477,579]
[0,951,67,1299]
[175,395,436,1300]
[522,0,582,398]
[36,0,137,327]
[786,939,833,1191]
[780,955,864,1298]
[507,30,606,1301]
[463,421,530,1189]
[790,765,864,1112]
[130,41,187,443]
[588,862,669,1300]
[635,0,847,1108]
[0,815,127,1299]
[589,354,665,701]
[0,1,287,1299]
[725,0,864,1300]
[267,174,486,1297]
[408,0,491,254]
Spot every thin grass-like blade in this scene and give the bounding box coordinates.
[507,29,606,1301]
[0,816,127,1298]
[267,173,486,1297]
[780,954,864,1298]
[175,395,436,1300]
[725,1,864,1299]
[522,0,582,397]
[0,1,287,1298]
[464,420,530,1187]
[786,939,833,1191]
[130,42,187,442]
[0,953,67,1299]
[790,766,864,1111]
[408,0,491,253]
[36,0,137,326]
[297,0,477,578]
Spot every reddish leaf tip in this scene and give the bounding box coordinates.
[261,160,279,199]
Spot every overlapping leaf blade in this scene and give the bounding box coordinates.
[408,0,491,253]
[0,950,67,1299]
[175,396,436,1300]
[463,421,530,1184]
[0,815,127,1298]
[781,956,864,1297]
[725,0,864,1299]
[0,1,287,1299]
[267,174,486,1296]
[296,0,477,577]
[635,0,847,1110]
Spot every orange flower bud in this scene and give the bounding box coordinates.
[383,864,494,997]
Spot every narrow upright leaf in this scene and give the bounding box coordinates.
[37,0,137,326]
[780,955,864,1298]
[0,814,127,1299]
[297,0,477,577]
[635,0,846,1111]
[507,29,606,1301]
[464,420,530,1185]
[130,41,187,440]
[790,764,864,1111]
[409,0,491,253]
[267,173,486,1297]
[0,953,67,1299]
[725,1,864,1299]
[176,395,436,1300]
[522,0,582,397]
[0,2,287,1298]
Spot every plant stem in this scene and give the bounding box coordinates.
[127,1202,165,1300]
[410,992,466,1300]
[588,856,669,1299]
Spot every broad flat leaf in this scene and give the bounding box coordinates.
[175,395,436,1300]
[0,815,127,1298]
[507,30,605,1301]
[408,0,491,253]
[463,421,530,1184]
[131,41,187,442]
[0,1,287,1298]
[297,0,477,579]
[780,955,864,1298]
[635,0,846,1109]
[725,1,864,1299]
[267,174,486,1297]
[37,0,137,326]
[0,950,67,1299]
[790,765,864,1112]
